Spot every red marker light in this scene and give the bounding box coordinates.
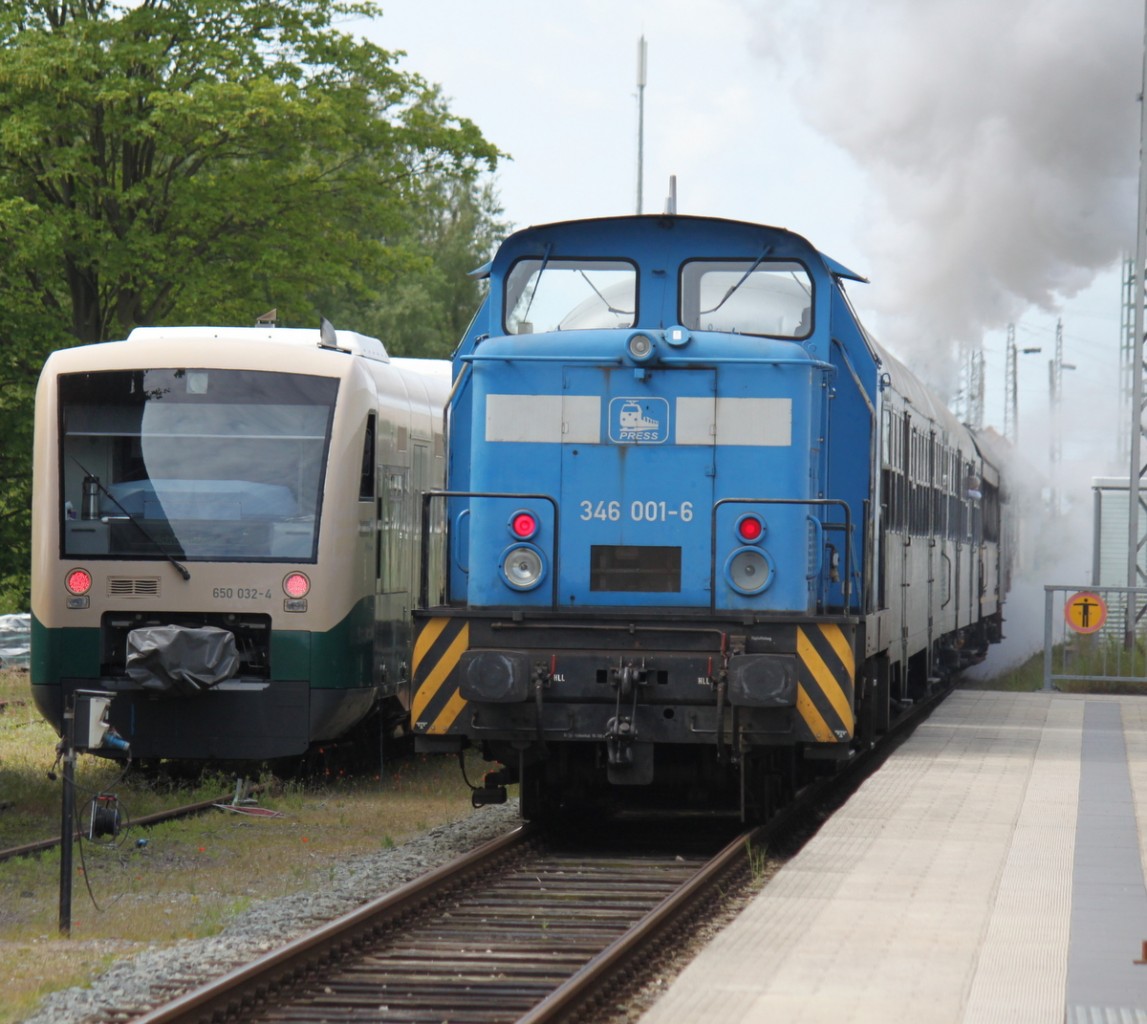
[283,572,310,599]
[737,515,764,543]
[510,511,538,539]
[65,568,93,595]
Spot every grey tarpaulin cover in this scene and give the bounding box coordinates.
[126,625,239,695]
[0,612,30,669]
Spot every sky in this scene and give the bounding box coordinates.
[350,0,1143,661]
[350,0,1139,468]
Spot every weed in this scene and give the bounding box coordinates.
[0,667,480,1024]
[745,839,770,885]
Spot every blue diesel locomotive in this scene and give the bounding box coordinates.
[412,214,1006,820]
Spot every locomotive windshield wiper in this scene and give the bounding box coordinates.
[517,242,553,328]
[70,458,191,581]
[576,269,634,316]
[699,245,774,316]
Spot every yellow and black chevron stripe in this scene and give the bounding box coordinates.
[795,623,855,743]
[411,617,470,735]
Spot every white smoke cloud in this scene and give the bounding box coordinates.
[748,0,1141,670]
[747,0,1141,374]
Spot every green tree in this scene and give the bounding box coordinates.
[339,179,507,358]
[0,0,503,609]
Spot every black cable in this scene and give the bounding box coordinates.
[63,751,137,913]
[457,749,479,792]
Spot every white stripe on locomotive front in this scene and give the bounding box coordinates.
[483,393,794,447]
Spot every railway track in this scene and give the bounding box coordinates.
[116,819,748,1024]
[88,685,950,1024]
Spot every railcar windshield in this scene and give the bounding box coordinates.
[58,368,338,562]
[680,259,813,338]
[504,258,636,334]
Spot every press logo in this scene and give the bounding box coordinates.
[609,398,669,444]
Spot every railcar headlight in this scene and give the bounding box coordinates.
[724,547,775,595]
[501,544,545,591]
[626,332,656,362]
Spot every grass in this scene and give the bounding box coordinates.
[962,651,1046,691]
[0,668,486,1024]
[965,639,1147,695]
[744,838,770,884]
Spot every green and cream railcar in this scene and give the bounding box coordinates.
[31,324,447,762]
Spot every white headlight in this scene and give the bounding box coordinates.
[627,333,655,361]
[725,547,774,595]
[502,545,544,590]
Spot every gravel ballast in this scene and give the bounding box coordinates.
[20,802,521,1024]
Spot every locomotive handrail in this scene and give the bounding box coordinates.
[659,356,835,370]
[458,353,625,364]
[458,352,836,371]
[709,497,854,614]
[419,490,561,609]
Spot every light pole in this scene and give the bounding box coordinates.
[1047,318,1075,516]
[1004,325,1041,445]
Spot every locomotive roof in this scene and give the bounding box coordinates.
[482,214,868,284]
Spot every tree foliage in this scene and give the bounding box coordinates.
[0,0,505,609]
[340,179,505,357]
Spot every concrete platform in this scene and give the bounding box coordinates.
[641,691,1147,1024]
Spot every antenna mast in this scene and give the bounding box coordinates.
[636,36,647,214]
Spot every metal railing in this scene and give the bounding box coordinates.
[419,490,562,609]
[1042,584,1147,691]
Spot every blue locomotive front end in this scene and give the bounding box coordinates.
[414,215,876,818]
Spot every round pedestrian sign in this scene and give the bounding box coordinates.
[1064,591,1107,635]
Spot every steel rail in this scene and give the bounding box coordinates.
[518,823,761,1024]
[519,684,953,1023]
[126,825,533,1024]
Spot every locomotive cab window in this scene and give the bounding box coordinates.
[58,368,338,562]
[680,259,813,338]
[504,258,636,334]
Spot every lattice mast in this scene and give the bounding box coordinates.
[1004,324,1018,443]
[1127,4,1147,639]
[1122,258,1135,468]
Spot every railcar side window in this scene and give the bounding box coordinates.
[504,258,636,334]
[58,369,338,562]
[680,259,813,338]
[359,415,376,502]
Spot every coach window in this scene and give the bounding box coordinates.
[680,259,812,338]
[946,450,958,539]
[982,480,1000,543]
[504,258,636,334]
[881,408,906,534]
